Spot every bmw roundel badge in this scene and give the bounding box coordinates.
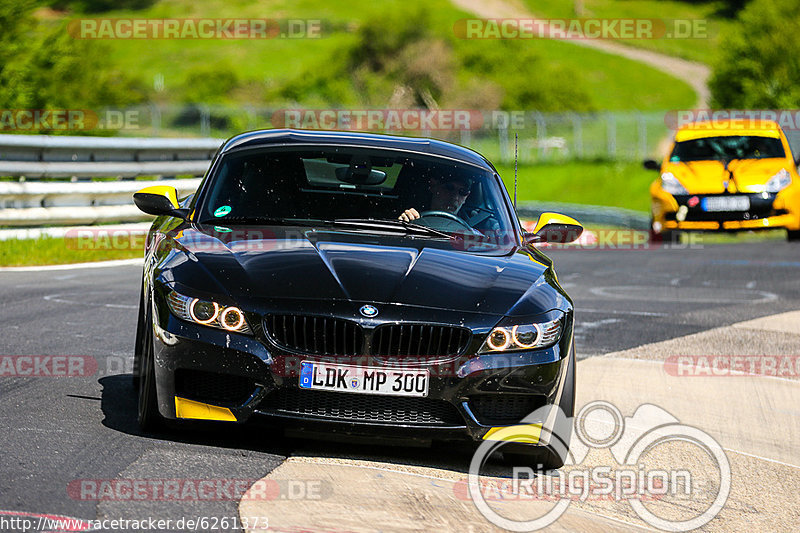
[359,305,378,317]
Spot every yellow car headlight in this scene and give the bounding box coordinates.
[661,172,689,196]
[765,169,792,193]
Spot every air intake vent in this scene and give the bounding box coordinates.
[469,394,548,425]
[174,369,256,407]
[258,389,464,426]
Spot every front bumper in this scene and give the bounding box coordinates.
[651,190,800,233]
[149,301,574,444]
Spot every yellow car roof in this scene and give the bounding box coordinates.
[675,119,782,142]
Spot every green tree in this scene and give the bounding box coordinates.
[0,4,145,112]
[710,0,800,107]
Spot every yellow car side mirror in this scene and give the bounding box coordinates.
[524,212,583,244]
[133,186,189,220]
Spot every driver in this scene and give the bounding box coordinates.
[398,175,473,223]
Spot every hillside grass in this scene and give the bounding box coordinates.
[522,0,734,64]
[46,0,696,113]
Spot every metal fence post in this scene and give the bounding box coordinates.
[534,112,546,161]
[607,112,617,159]
[200,106,211,137]
[571,113,583,159]
[637,112,647,159]
[460,127,471,147]
[498,122,509,163]
[151,104,162,137]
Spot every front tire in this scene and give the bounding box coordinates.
[503,346,576,471]
[788,229,800,242]
[648,219,679,246]
[132,280,147,393]
[137,319,163,431]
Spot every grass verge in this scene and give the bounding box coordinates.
[496,160,654,212]
[0,236,144,267]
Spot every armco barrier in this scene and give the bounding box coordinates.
[0,134,222,167]
[0,179,201,226]
[0,134,220,226]
[0,134,650,230]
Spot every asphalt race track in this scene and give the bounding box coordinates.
[1,239,798,532]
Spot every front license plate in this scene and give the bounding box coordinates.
[701,196,750,212]
[299,361,429,397]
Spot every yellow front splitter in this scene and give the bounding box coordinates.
[482,423,542,444]
[174,396,237,422]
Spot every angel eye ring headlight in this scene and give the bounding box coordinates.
[220,306,245,331]
[486,328,511,351]
[511,324,541,349]
[167,290,252,334]
[479,317,562,353]
[189,299,219,324]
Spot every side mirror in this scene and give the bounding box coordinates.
[643,159,661,171]
[524,212,583,244]
[133,186,190,220]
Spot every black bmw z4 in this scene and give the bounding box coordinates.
[132,129,584,468]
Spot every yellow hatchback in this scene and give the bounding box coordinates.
[645,119,800,241]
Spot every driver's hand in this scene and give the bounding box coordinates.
[398,208,420,222]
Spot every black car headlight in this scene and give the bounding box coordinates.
[479,314,563,353]
[166,290,252,334]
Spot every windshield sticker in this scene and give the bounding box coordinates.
[214,205,232,217]
[213,226,232,233]
[670,156,680,162]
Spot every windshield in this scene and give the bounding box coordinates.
[197,147,514,240]
[670,135,785,162]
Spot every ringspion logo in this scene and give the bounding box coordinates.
[468,401,731,531]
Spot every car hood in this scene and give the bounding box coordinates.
[163,225,563,317]
[662,158,790,194]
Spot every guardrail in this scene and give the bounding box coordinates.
[0,179,202,226]
[0,134,651,232]
[0,134,222,166]
[0,134,221,227]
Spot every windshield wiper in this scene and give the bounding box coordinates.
[331,218,452,239]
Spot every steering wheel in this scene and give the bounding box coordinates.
[417,210,474,231]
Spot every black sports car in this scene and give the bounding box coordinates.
[133,129,583,468]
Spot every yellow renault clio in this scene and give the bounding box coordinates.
[645,119,800,241]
